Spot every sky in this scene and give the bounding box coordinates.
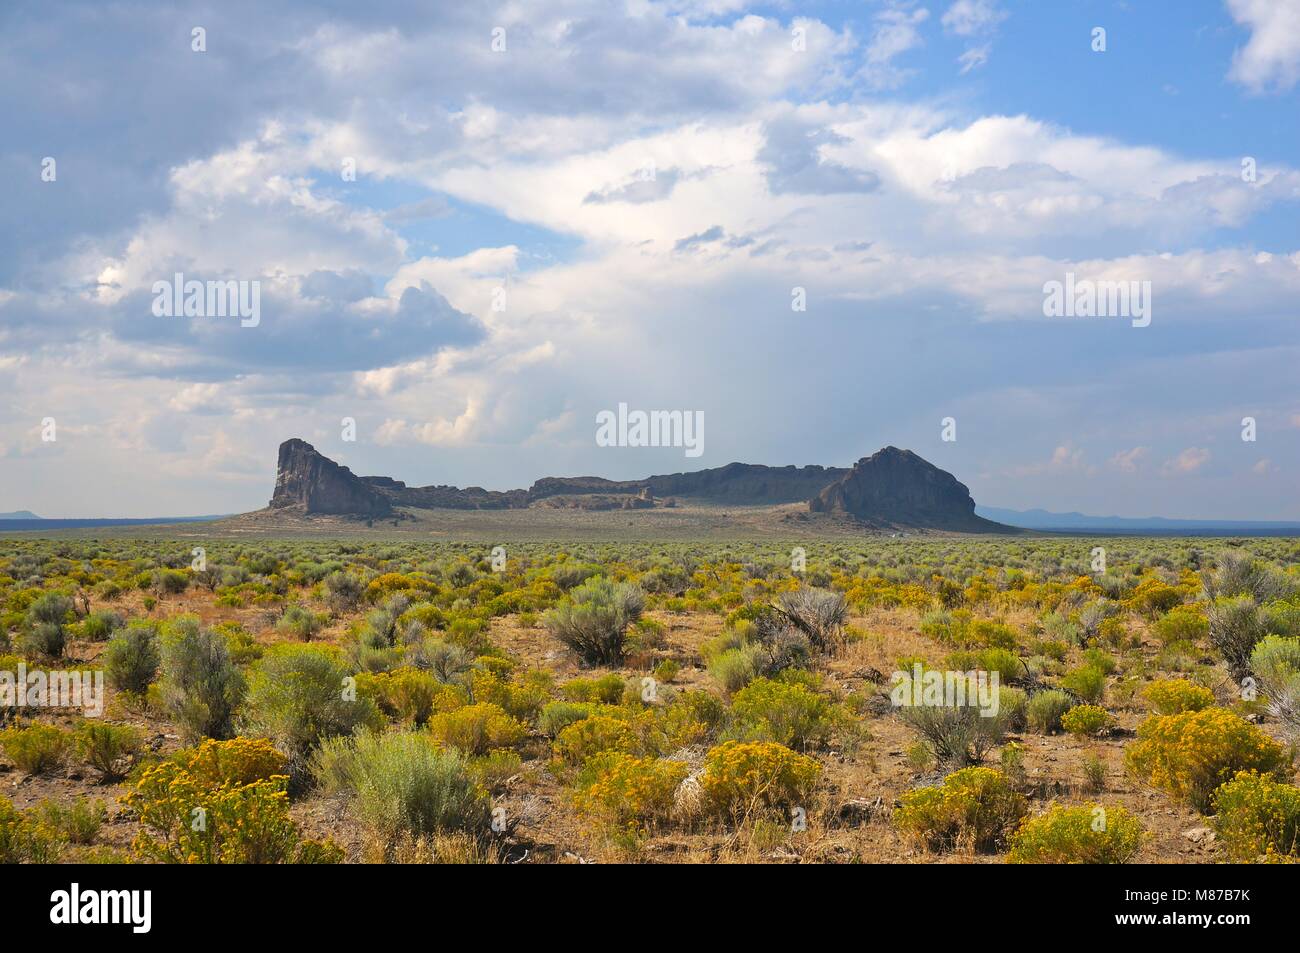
[0,0,1298,519]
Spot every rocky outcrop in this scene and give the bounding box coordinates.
[269,439,393,517]
[810,447,1010,531]
[266,438,1008,532]
[360,477,526,510]
[527,462,847,505]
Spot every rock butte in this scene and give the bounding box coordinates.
[266,438,1014,533]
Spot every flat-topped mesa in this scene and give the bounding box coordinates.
[269,439,393,517]
[810,446,1007,531]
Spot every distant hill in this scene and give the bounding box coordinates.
[977,506,1300,536]
[0,510,41,519]
[0,515,227,532]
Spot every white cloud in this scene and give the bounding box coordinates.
[1227,0,1300,92]
[860,7,930,89]
[942,0,1007,37]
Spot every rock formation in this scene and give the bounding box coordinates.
[810,446,1008,531]
[266,437,1011,532]
[269,439,393,517]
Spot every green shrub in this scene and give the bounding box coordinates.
[538,701,595,737]
[241,643,379,773]
[894,767,1025,853]
[1006,804,1145,863]
[103,623,159,694]
[897,688,1009,767]
[1206,595,1266,679]
[997,686,1028,730]
[81,610,125,642]
[708,644,762,693]
[561,673,625,704]
[74,721,141,780]
[276,605,325,641]
[544,578,644,666]
[324,571,364,612]
[1249,635,1300,744]
[1154,605,1209,645]
[1081,648,1118,675]
[18,622,66,658]
[152,569,189,594]
[1061,664,1106,703]
[311,730,490,838]
[1026,689,1073,734]
[31,796,106,845]
[772,587,847,653]
[0,723,71,774]
[157,616,245,742]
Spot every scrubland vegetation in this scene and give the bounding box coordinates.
[2,534,1299,864]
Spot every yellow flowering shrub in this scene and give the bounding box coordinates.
[894,767,1026,853]
[179,737,287,787]
[1126,707,1290,812]
[363,667,465,725]
[122,757,341,864]
[1212,771,1300,862]
[1006,804,1146,863]
[700,741,820,819]
[553,712,653,764]
[1060,704,1112,737]
[0,794,64,863]
[1142,678,1214,715]
[1152,604,1209,645]
[1123,577,1183,617]
[364,572,436,603]
[725,677,841,751]
[466,667,554,722]
[427,702,527,755]
[573,752,687,836]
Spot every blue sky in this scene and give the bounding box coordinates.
[0,0,1298,519]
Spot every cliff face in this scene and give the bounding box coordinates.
[269,439,393,516]
[809,446,1008,531]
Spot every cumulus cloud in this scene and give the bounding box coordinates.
[758,117,882,195]
[1,0,1297,519]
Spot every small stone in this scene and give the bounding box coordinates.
[1183,826,1215,844]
